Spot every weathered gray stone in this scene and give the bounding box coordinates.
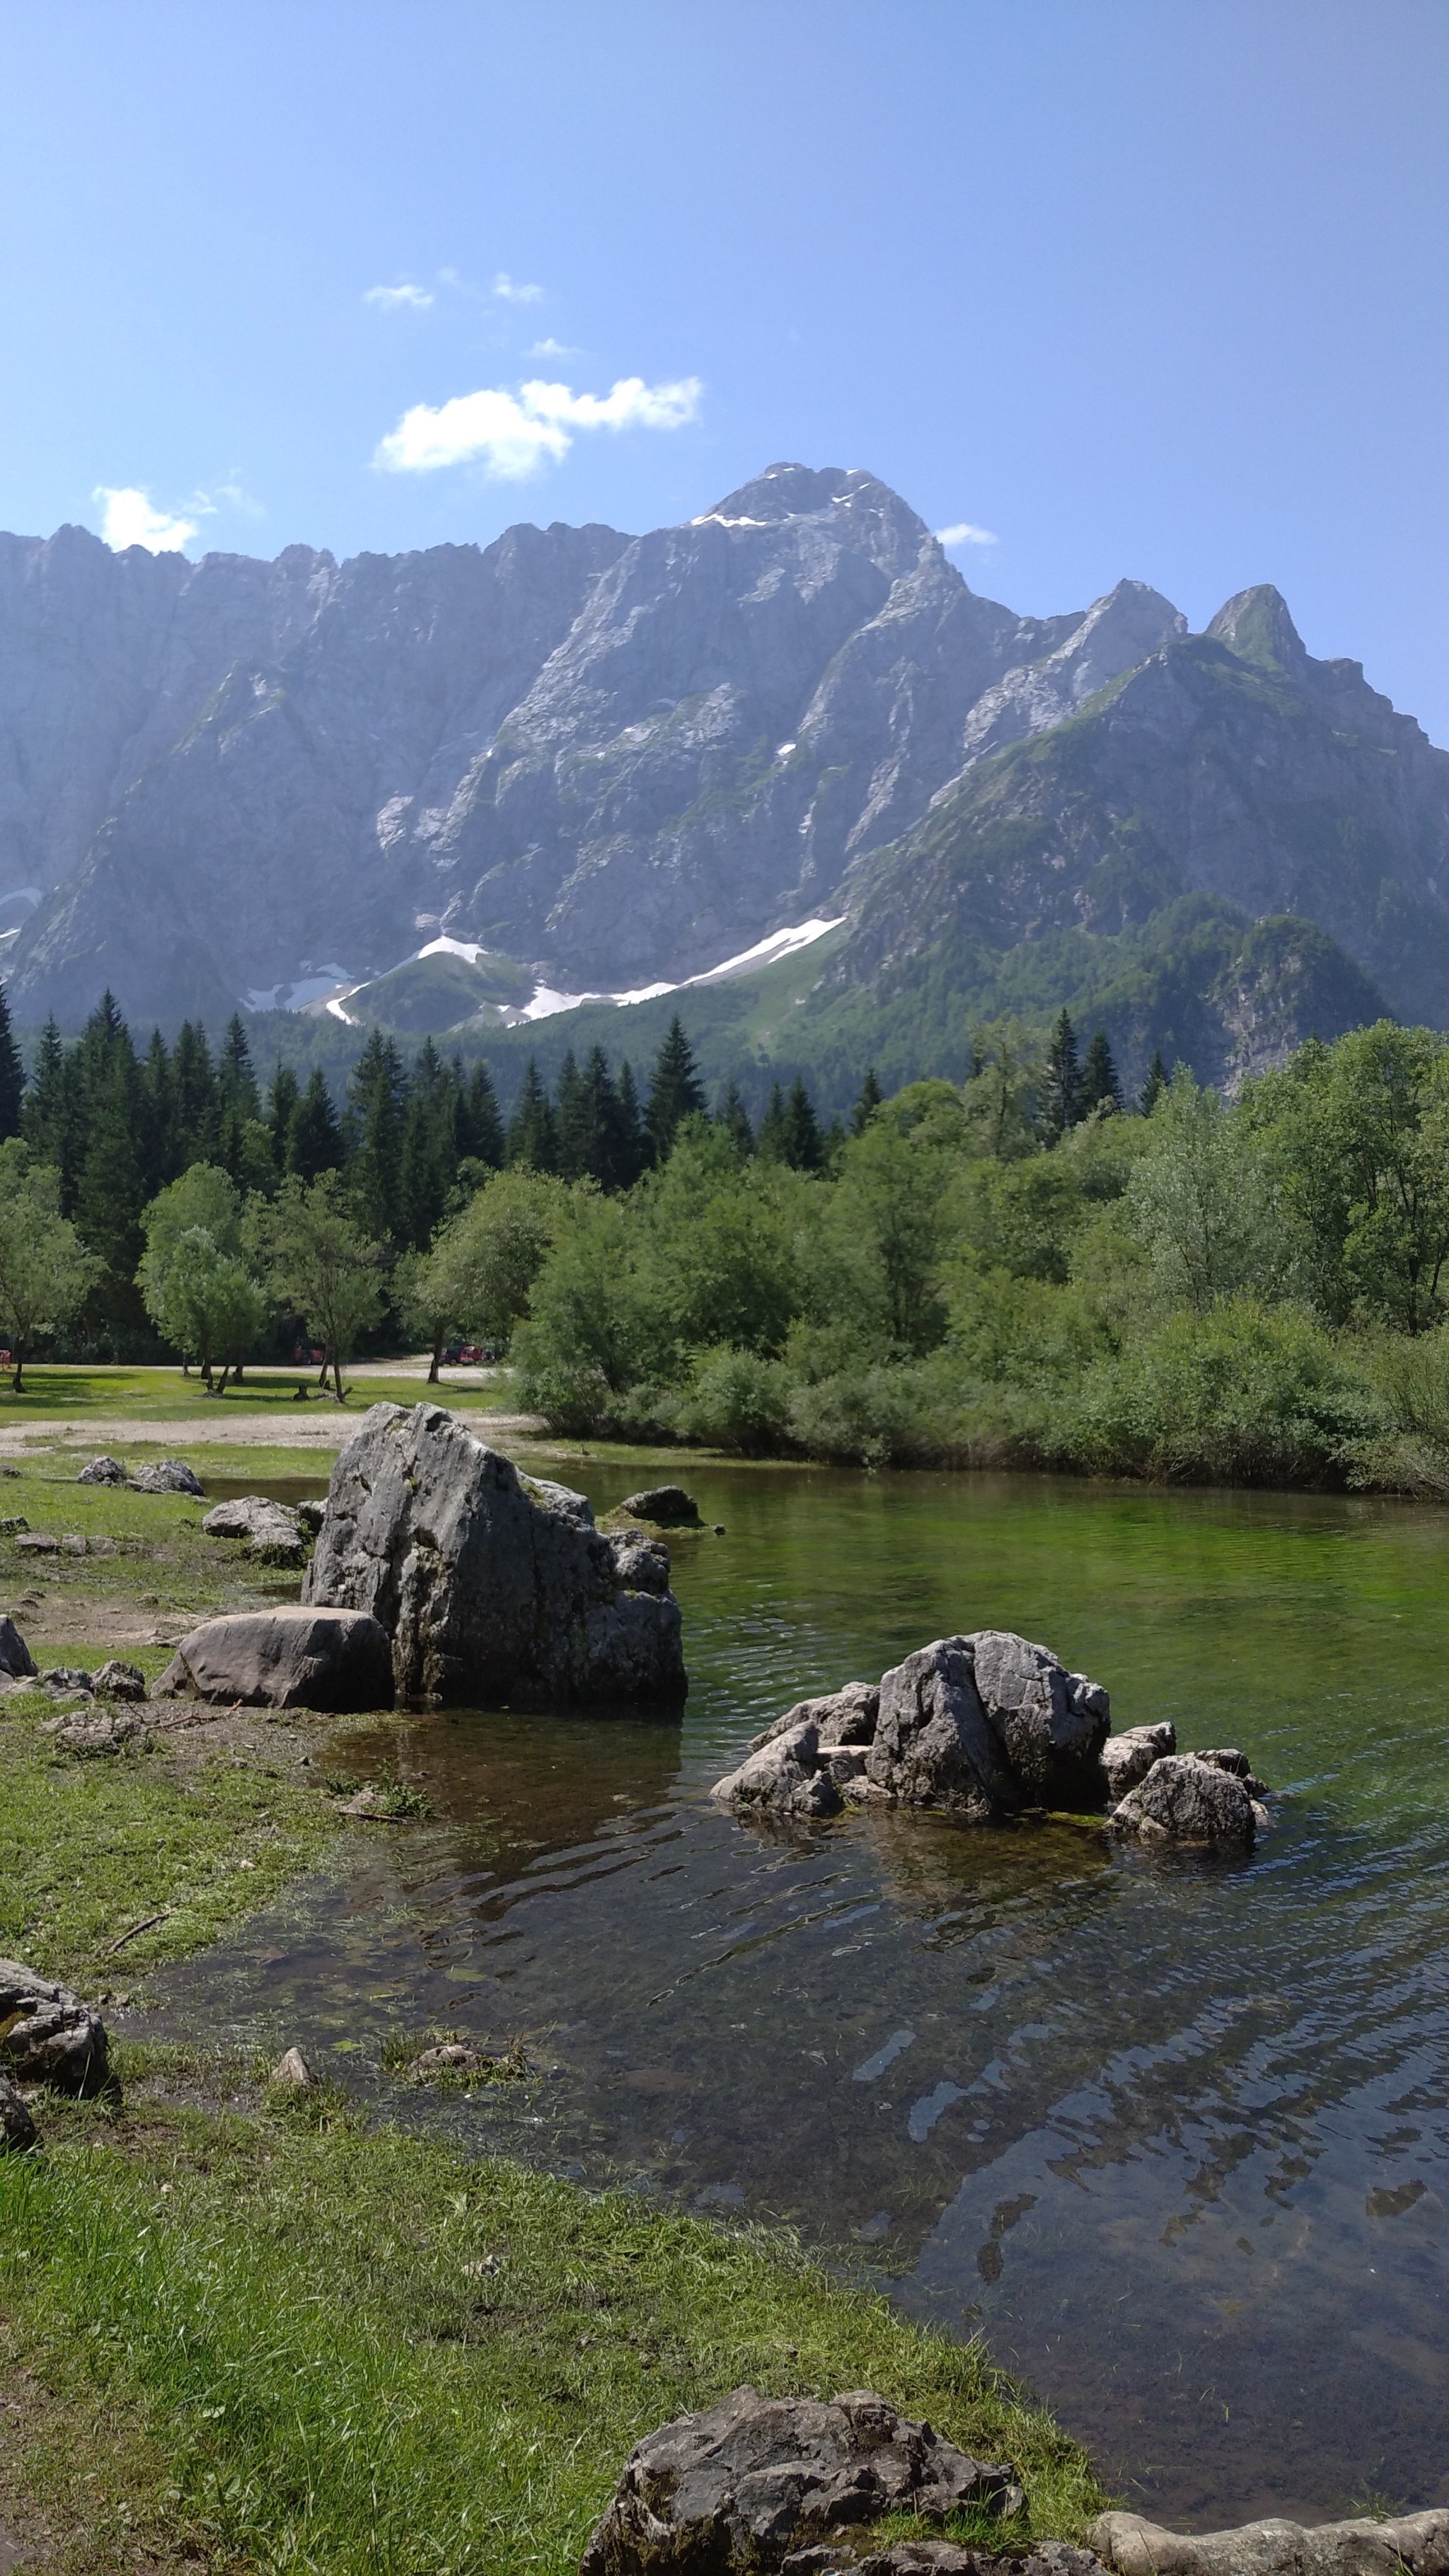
[296,1497,327,1533]
[152,1605,393,1711]
[49,1708,148,1757]
[847,2549,1104,2576]
[0,1959,110,2093]
[202,1495,308,1563]
[617,1486,701,1526]
[751,1682,880,1753]
[1092,2505,1449,2575]
[968,1630,1111,1805]
[270,2047,317,2089]
[304,1403,686,1710]
[0,2069,37,2151]
[579,2384,1021,2575]
[866,1641,1013,1820]
[1108,1754,1257,1847]
[78,1455,128,1485]
[712,1720,843,1821]
[1101,1722,1177,1801]
[42,1665,94,1695]
[1195,1745,1270,1796]
[93,1660,147,1701]
[129,1458,204,1496]
[0,1615,36,1680]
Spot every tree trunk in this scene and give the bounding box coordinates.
[11,1345,21,1395]
[214,1363,231,1395]
[428,1325,444,1385]
[333,1351,345,1402]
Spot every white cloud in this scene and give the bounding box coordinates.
[936,521,998,548]
[93,486,199,552]
[492,270,543,304]
[364,282,434,311]
[527,336,579,359]
[375,373,704,479]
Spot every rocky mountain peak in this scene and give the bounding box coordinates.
[1206,584,1307,674]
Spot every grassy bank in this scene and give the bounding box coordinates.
[1,2071,1104,2575]
[0,1363,519,1432]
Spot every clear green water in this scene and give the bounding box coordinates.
[157,1466,1449,2527]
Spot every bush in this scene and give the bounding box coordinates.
[669,1346,793,1454]
[1065,1297,1373,1484]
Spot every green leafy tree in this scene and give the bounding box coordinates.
[961,1018,1044,1160]
[400,1166,566,1378]
[248,1172,384,1402]
[832,1116,950,1352]
[0,1140,101,1391]
[1126,1069,1281,1312]
[137,1165,257,1380]
[644,1015,705,1162]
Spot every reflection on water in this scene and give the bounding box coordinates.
[151,1465,1449,2525]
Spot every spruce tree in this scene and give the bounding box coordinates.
[72,994,149,1348]
[719,1080,754,1155]
[268,1063,301,1173]
[459,1060,504,1169]
[1044,1008,1083,1140]
[21,1017,69,1187]
[1139,1049,1169,1115]
[0,980,23,1142]
[644,1014,705,1162]
[346,1029,408,1235]
[173,1020,220,1166]
[1080,1028,1121,1116]
[218,1014,260,1121]
[850,1065,884,1135]
[139,1029,178,1195]
[780,1074,824,1172]
[399,1038,458,1246]
[756,1082,789,1162]
[288,1068,343,1181]
[613,1061,647,1187]
[554,1049,590,1179]
[507,1058,558,1172]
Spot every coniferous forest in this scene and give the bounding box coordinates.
[6,974,1449,1491]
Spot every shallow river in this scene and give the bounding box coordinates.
[154,1465,1449,2527]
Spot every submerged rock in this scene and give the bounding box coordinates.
[579,2384,1022,2575]
[0,1615,36,1680]
[304,1402,686,1710]
[0,1960,110,2093]
[152,1605,393,1711]
[1101,1721,1177,1801]
[1092,2505,1449,2575]
[616,1484,702,1526]
[715,1634,1109,1823]
[78,1454,128,1485]
[0,2070,38,2151]
[1107,1753,1257,1846]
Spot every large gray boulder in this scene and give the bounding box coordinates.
[750,1682,879,1753]
[129,1457,204,1496]
[78,1455,128,1485]
[0,1615,36,1679]
[304,1402,686,1710]
[969,1630,1110,1805]
[579,2384,1022,2575]
[1094,2505,1449,2575]
[1108,1753,1257,1846]
[0,1960,110,2093]
[152,1605,393,1711]
[866,1641,1013,1820]
[710,1719,854,1822]
[1101,1721,1176,1801]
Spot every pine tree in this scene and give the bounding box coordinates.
[218,1015,260,1121]
[21,1017,69,1186]
[399,1038,458,1247]
[268,1063,301,1173]
[718,1080,754,1156]
[458,1061,505,1169]
[613,1061,647,1187]
[72,994,149,1348]
[288,1068,343,1181]
[554,1049,590,1179]
[172,1021,220,1167]
[139,1029,178,1196]
[0,980,23,1142]
[1080,1027,1121,1116]
[1044,1008,1083,1140]
[507,1058,558,1172]
[780,1075,824,1172]
[756,1082,788,1162]
[1139,1049,1169,1115]
[644,1014,705,1162]
[346,1029,408,1235]
[850,1065,884,1135]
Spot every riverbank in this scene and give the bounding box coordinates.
[0,1443,1105,2573]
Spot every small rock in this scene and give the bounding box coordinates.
[270,2046,316,2089]
[1092,2505,1449,2574]
[617,1484,701,1525]
[0,1959,110,2093]
[712,1718,845,1820]
[751,1682,880,1752]
[0,1513,30,1535]
[1109,1754,1257,1847]
[152,1606,394,1711]
[580,2386,1022,2576]
[129,1459,204,1496]
[1101,1722,1177,1801]
[0,2070,37,2152]
[202,1496,308,1564]
[93,1660,148,1701]
[42,1665,95,1696]
[79,1456,129,1485]
[0,1615,36,1680]
[1194,1745,1270,1796]
[15,1532,59,1553]
[52,1709,149,1758]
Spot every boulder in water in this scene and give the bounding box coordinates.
[616,1484,701,1526]
[129,1458,204,1496]
[152,1605,393,1711]
[579,2384,1022,2575]
[1101,1721,1176,1801]
[1108,1752,1258,1846]
[304,1402,686,1710]
[1092,2505,1449,2575]
[0,1960,110,2093]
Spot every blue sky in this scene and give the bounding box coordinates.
[3,2,1447,732]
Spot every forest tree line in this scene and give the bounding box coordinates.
[4,977,1449,1492]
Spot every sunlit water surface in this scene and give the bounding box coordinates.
[154,1465,1449,2526]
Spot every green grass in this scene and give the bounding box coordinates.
[0,2074,1105,2575]
[0,1364,520,1426]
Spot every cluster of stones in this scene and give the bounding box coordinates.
[0,1958,113,2154]
[79,1455,204,1495]
[712,1639,1269,1846]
